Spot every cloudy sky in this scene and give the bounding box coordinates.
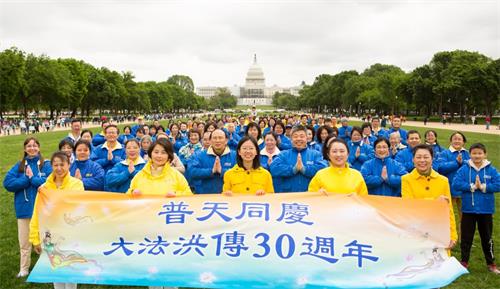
[1,0,498,87]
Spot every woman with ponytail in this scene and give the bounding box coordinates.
[3,137,52,278]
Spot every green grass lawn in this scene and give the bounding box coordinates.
[0,122,498,289]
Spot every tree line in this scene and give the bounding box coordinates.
[273,50,499,117]
[0,47,216,119]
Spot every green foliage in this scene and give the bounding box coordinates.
[0,48,204,116]
[208,87,237,109]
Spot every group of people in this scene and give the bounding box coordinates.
[3,113,499,289]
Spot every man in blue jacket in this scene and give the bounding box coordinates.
[90,125,126,173]
[395,130,424,172]
[338,117,352,142]
[270,126,328,193]
[387,116,408,145]
[225,122,241,151]
[187,129,237,194]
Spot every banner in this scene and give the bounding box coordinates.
[28,190,467,288]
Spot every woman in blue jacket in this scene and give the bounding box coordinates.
[106,139,146,193]
[347,127,374,171]
[118,125,134,144]
[260,132,281,192]
[70,140,105,191]
[273,122,292,151]
[437,131,470,219]
[424,130,445,158]
[245,122,265,150]
[452,143,500,274]
[361,138,407,197]
[3,137,52,277]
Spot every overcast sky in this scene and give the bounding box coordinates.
[1,0,498,87]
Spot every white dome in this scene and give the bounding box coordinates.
[245,54,265,87]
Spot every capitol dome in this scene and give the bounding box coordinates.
[245,54,265,88]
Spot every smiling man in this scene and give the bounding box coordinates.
[270,125,328,193]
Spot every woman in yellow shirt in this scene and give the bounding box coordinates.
[223,136,274,196]
[401,144,457,250]
[128,138,192,197]
[308,137,368,195]
[29,151,84,289]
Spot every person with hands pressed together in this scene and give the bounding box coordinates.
[70,140,104,191]
[90,124,125,173]
[106,139,146,193]
[452,143,500,274]
[3,137,52,278]
[270,125,327,193]
[223,137,274,196]
[187,129,237,194]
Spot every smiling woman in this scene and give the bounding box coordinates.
[222,136,274,196]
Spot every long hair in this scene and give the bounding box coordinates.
[19,137,44,173]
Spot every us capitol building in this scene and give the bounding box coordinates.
[196,55,303,106]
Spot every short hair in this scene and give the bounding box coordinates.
[322,136,349,161]
[245,122,262,140]
[147,138,174,162]
[104,124,118,133]
[449,131,467,143]
[236,136,261,170]
[124,138,140,148]
[123,125,132,133]
[58,139,74,150]
[412,144,434,159]
[80,129,93,138]
[273,122,286,133]
[51,151,70,164]
[71,118,81,125]
[469,143,486,153]
[263,131,280,146]
[73,139,91,152]
[350,126,362,137]
[136,127,146,135]
[291,125,307,136]
[140,135,153,145]
[407,130,421,139]
[101,120,110,127]
[188,128,201,140]
[373,137,390,149]
[361,122,372,132]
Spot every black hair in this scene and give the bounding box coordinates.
[407,130,421,139]
[361,122,372,132]
[81,129,93,138]
[236,136,261,170]
[136,127,146,135]
[245,122,262,140]
[469,143,486,153]
[188,128,201,140]
[147,138,174,162]
[373,137,390,149]
[124,138,140,148]
[51,151,70,164]
[316,125,334,144]
[449,131,467,143]
[73,139,91,153]
[58,139,74,151]
[411,144,434,159]
[322,136,349,161]
[350,126,363,138]
[273,122,286,134]
[204,121,218,133]
[123,125,132,134]
[264,131,280,146]
[71,118,81,124]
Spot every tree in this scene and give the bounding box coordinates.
[208,88,237,109]
[58,58,89,117]
[166,75,194,93]
[0,47,26,117]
